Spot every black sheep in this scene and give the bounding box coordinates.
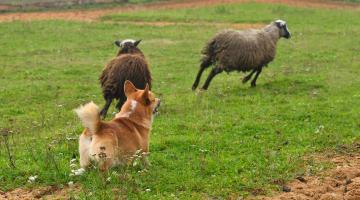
[99,39,152,119]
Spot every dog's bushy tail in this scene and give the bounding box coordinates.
[75,102,101,135]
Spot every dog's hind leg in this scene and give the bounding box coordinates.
[97,146,113,172]
[79,132,92,168]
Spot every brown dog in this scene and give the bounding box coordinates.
[75,80,160,171]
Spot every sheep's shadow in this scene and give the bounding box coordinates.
[224,79,326,97]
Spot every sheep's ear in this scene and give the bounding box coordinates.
[115,40,122,47]
[141,83,150,105]
[134,39,141,47]
[124,80,137,97]
[275,20,286,28]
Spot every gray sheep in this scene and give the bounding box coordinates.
[192,19,291,90]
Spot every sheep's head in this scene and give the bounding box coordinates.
[115,39,141,48]
[114,39,143,56]
[274,20,291,39]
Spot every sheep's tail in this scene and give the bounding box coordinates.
[201,39,215,57]
[75,102,101,135]
[201,39,216,65]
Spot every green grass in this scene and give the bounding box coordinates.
[0,2,360,199]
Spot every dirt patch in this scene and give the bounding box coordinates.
[258,153,360,200]
[0,4,16,11]
[0,0,359,23]
[0,185,79,200]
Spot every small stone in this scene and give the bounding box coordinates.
[296,176,307,183]
[282,185,291,192]
[345,178,352,185]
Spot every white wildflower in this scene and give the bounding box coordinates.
[315,125,324,133]
[145,188,151,192]
[68,181,74,187]
[133,160,139,167]
[135,149,142,155]
[66,137,77,141]
[28,175,38,183]
[74,168,85,176]
[70,168,85,176]
[199,149,208,153]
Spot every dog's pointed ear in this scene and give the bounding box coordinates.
[124,80,137,97]
[134,39,141,47]
[141,83,150,105]
[115,40,122,47]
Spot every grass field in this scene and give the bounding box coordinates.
[0,1,360,199]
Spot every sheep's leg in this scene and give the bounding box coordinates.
[242,69,257,83]
[192,59,212,90]
[251,67,263,87]
[115,97,126,111]
[201,67,223,90]
[100,98,112,119]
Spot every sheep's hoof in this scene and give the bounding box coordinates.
[251,83,257,88]
[99,111,106,119]
[242,76,251,83]
[191,85,197,91]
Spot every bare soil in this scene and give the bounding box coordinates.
[0,5,14,11]
[0,185,79,200]
[258,153,360,200]
[0,0,359,23]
